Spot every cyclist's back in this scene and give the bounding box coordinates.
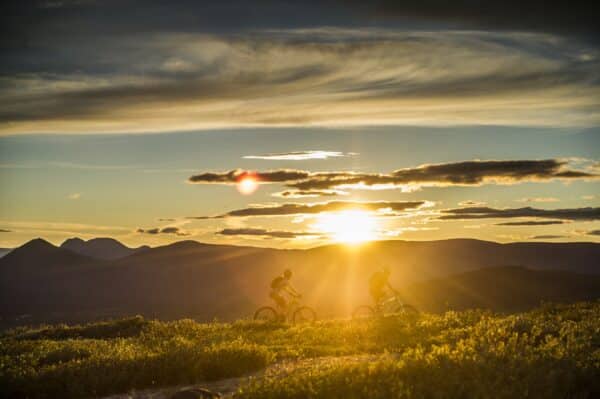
[369,267,392,306]
[269,269,298,311]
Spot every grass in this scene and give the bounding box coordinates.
[1,302,599,398]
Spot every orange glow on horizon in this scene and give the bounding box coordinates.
[313,210,377,244]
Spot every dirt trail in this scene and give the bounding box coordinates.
[100,354,376,399]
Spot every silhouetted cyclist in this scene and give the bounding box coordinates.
[270,269,300,313]
[369,266,397,310]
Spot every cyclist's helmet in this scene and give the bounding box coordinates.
[283,269,292,278]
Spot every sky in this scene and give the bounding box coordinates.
[0,0,599,248]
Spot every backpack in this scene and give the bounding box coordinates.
[271,276,284,289]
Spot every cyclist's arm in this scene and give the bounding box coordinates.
[386,282,398,294]
[284,284,301,297]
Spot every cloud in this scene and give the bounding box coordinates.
[188,169,311,184]
[189,159,597,191]
[272,190,347,198]
[217,228,321,239]
[530,235,566,239]
[439,206,600,221]
[459,200,487,206]
[2,28,600,134]
[496,220,565,226]
[347,1,598,37]
[136,226,190,236]
[243,151,356,161]
[191,200,427,219]
[0,229,12,233]
[516,197,559,203]
[587,230,600,236]
[67,193,81,200]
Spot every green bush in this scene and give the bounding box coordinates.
[1,302,598,399]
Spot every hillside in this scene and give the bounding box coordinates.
[398,266,600,312]
[1,302,598,399]
[0,238,599,326]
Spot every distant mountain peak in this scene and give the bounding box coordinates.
[20,237,56,250]
[60,237,148,260]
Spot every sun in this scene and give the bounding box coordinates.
[236,174,259,195]
[314,210,377,244]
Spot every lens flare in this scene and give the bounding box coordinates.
[236,173,259,195]
[314,210,377,244]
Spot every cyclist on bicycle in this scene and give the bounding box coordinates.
[270,269,300,312]
[369,266,397,310]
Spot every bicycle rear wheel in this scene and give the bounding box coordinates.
[292,306,317,324]
[352,305,375,319]
[254,306,279,322]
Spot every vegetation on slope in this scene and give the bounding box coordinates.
[1,302,598,398]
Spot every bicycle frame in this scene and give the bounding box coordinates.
[280,298,301,319]
[376,294,404,314]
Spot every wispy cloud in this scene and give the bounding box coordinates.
[440,206,600,221]
[459,200,487,206]
[243,151,356,161]
[217,228,321,239]
[67,193,81,200]
[136,227,190,236]
[2,29,599,134]
[272,190,347,198]
[496,220,565,226]
[190,200,428,219]
[516,197,559,203]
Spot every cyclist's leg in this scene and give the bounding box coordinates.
[270,290,286,313]
[370,287,385,310]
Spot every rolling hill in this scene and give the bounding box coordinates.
[0,238,599,327]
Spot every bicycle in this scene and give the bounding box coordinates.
[254,295,317,324]
[352,292,419,319]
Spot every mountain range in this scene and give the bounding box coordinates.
[60,237,149,260]
[0,237,598,327]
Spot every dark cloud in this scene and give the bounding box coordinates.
[530,235,566,240]
[587,230,600,236]
[0,229,12,233]
[496,220,565,226]
[136,226,190,236]
[193,200,426,218]
[347,1,599,38]
[217,228,321,239]
[3,0,596,44]
[188,169,310,184]
[189,160,597,191]
[440,207,600,221]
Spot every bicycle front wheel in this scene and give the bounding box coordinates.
[254,306,279,322]
[352,305,375,319]
[292,306,317,324]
